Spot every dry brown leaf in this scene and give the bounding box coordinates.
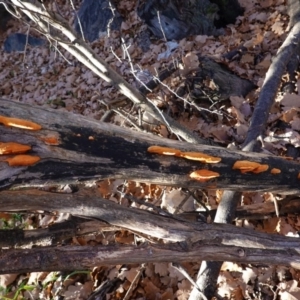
[0,142,31,155]
[280,93,300,108]
[0,115,42,130]
[5,154,40,166]
[190,169,220,182]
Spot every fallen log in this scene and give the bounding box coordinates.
[1,99,300,192]
[1,242,300,274]
[1,189,300,273]
[1,189,300,249]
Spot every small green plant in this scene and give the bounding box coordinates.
[1,281,36,300]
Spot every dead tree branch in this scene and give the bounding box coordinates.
[1,190,300,273]
[1,242,300,274]
[1,189,300,250]
[1,99,300,192]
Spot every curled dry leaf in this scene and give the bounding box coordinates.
[5,155,40,166]
[233,160,269,174]
[179,151,221,163]
[271,168,281,174]
[0,115,42,130]
[0,142,31,155]
[147,146,181,156]
[190,169,220,182]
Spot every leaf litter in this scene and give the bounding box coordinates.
[1,0,300,299]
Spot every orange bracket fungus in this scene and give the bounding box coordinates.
[40,136,60,146]
[233,160,269,174]
[147,146,181,156]
[147,146,221,164]
[190,169,220,182]
[271,168,281,175]
[179,151,221,163]
[5,155,40,167]
[0,115,41,130]
[0,142,31,155]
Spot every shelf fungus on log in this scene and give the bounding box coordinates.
[189,169,220,182]
[179,152,221,163]
[271,168,281,174]
[147,146,221,163]
[233,160,269,174]
[0,116,42,130]
[40,136,60,145]
[0,142,31,155]
[5,155,41,167]
[147,146,181,156]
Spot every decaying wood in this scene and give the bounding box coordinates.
[1,99,300,192]
[3,195,299,249]
[1,189,300,250]
[1,190,300,273]
[0,217,114,248]
[1,241,300,274]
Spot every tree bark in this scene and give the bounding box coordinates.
[1,99,300,192]
[1,242,300,274]
[1,189,300,250]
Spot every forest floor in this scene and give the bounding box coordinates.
[1,0,300,299]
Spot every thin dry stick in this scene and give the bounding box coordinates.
[123,264,146,300]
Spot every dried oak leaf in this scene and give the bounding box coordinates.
[233,160,269,174]
[179,151,221,163]
[271,168,281,174]
[5,155,40,166]
[0,142,31,155]
[0,115,41,130]
[147,146,181,156]
[190,169,220,182]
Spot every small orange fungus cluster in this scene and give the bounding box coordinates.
[40,136,60,145]
[147,146,221,163]
[148,146,221,182]
[0,115,42,130]
[147,146,181,156]
[5,155,40,166]
[271,168,281,174]
[232,160,269,174]
[179,151,221,163]
[0,142,31,155]
[0,115,43,167]
[190,170,220,182]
